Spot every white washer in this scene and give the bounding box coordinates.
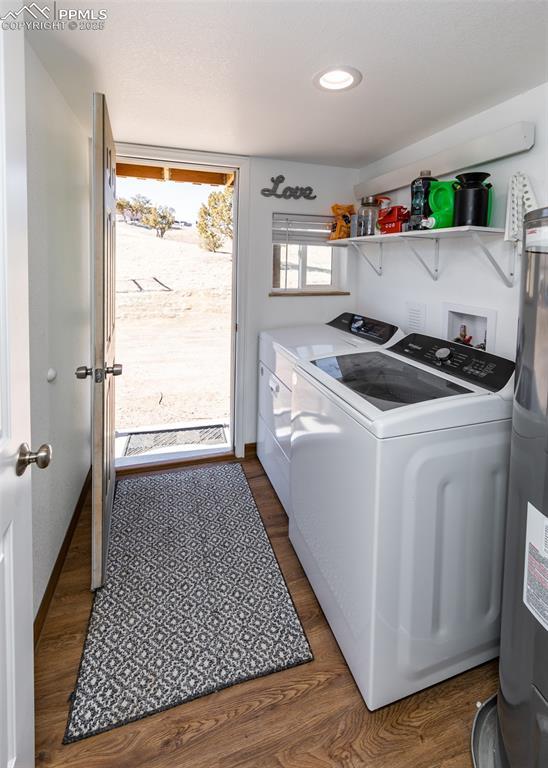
[257,313,404,514]
[289,333,515,710]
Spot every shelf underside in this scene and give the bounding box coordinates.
[330,226,505,247]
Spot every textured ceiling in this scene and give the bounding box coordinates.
[27,0,548,167]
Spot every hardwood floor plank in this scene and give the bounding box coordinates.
[34,458,496,767]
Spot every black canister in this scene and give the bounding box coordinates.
[453,172,492,227]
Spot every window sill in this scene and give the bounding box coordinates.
[269,290,350,298]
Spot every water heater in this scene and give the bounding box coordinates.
[474,207,548,767]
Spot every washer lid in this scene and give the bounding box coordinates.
[312,351,471,412]
[298,344,513,437]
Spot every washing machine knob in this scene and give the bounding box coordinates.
[435,347,453,362]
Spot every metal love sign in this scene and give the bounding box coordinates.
[261,174,317,201]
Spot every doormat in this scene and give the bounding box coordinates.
[124,424,227,457]
[64,463,312,742]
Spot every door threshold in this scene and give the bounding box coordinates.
[116,446,235,476]
[115,422,231,463]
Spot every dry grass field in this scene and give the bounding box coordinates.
[115,221,232,432]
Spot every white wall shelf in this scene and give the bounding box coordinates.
[330,226,515,286]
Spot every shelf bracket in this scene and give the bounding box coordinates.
[351,242,383,276]
[470,232,515,287]
[402,237,440,281]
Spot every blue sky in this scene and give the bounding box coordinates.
[116,177,219,222]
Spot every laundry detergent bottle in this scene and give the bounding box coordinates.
[422,181,456,229]
[409,170,437,230]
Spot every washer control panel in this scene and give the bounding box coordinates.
[389,333,515,392]
[327,312,399,345]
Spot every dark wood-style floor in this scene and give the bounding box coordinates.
[35,458,497,767]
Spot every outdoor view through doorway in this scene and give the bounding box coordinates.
[114,163,235,464]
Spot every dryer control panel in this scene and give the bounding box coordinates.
[389,333,515,392]
[327,312,399,345]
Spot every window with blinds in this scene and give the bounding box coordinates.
[271,213,343,293]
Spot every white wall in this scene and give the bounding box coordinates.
[354,83,548,361]
[243,158,358,442]
[25,43,91,615]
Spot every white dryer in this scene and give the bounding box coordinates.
[289,333,515,710]
[257,313,403,514]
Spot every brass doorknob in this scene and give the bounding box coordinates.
[16,443,53,476]
[105,363,123,376]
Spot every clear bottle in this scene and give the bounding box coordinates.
[410,170,437,230]
[357,196,389,237]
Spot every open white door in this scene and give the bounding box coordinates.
[89,93,120,590]
[0,27,37,768]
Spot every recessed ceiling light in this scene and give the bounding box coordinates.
[313,66,362,91]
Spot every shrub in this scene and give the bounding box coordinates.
[197,187,233,252]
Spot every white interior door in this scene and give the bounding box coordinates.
[0,27,36,768]
[91,93,119,589]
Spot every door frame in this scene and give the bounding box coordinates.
[114,143,250,460]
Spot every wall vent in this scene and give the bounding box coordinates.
[406,301,426,333]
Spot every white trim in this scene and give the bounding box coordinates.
[232,159,250,458]
[113,143,250,460]
[116,155,235,176]
[115,142,248,172]
[116,446,234,470]
[328,248,344,289]
[298,244,307,288]
[269,289,350,296]
[0,33,8,439]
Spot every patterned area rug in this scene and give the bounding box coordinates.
[64,463,312,743]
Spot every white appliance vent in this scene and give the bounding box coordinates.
[406,301,426,333]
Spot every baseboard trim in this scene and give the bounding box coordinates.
[117,443,257,477]
[33,468,91,650]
